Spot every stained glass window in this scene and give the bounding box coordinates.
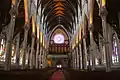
[112,34,119,64]
[53,34,64,44]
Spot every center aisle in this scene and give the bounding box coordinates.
[49,70,66,80]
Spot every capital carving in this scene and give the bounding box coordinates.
[89,24,94,31]
[100,7,108,17]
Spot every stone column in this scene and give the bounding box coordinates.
[41,49,44,68]
[78,43,83,69]
[89,25,96,70]
[22,25,29,69]
[83,38,88,70]
[32,49,35,68]
[74,49,76,69]
[4,6,16,71]
[35,40,39,69]
[43,49,46,68]
[76,46,79,69]
[44,50,47,68]
[72,50,74,68]
[107,24,113,66]
[100,7,111,72]
[30,35,35,69]
[15,32,20,69]
[98,34,104,65]
[74,49,77,69]
[39,46,42,69]
[39,46,43,68]
[27,46,30,68]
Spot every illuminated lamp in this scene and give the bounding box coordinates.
[55,7,64,11]
[24,0,28,23]
[56,14,63,16]
[76,33,78,44]
[55,2,64,7]
[102,0,106,7]
[79,25,82,40]
[36,24,40,39]
[32,16,35,35]
[55,10,64,15]
[43,36,45,47]
[12,0,16,5]
[89,0,94,24]
[40,32,43,44]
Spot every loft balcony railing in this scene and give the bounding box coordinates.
[49,40,70,53]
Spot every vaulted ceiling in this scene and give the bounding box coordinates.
[40,0,78,34]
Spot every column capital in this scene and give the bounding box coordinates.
[36,39,40,43]
[24,23,30,30]
[31,33,36,38]
[100,6,108,17]
[89,24,94,31]
[10,5,17,16]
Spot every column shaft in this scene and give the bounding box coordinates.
[99,34,104,65]
[39,47,42,68]
[4,8,16,71]
[83,38,88,70]
[27,46,30,68]
[76,46,79,69]
[30,37,35,69]
[90,31,96,70]
[35,41,39,69]
[22,28,29,69]
[101,7,111,72]
[79,43,83,69]
[15,33,20,69]
[72,50,74,68]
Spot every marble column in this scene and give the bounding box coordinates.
[15,32,20,69]
[27,46,30,68]
[107,24,112,66]
[30,36,35,69]
[42,49,46,68]
[78,43,83,69]
[100,7,111,72]
[22,25,29,69]
[32,49,35,68]
[74,49,77,69]
[41,49,44,68]
[39,46,42,69]
[83,38,88,70]
[39,46,43,68]
[72,50,74,68]
[98,34,104,65]
[76,46,79,69]
[4,6,16,71]
[89,25,96,70]
[44,50,47,68]
[35,40,39,69]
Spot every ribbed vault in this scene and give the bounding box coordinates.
[41,0,78,35]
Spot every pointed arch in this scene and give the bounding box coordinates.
[49,24,70,42]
